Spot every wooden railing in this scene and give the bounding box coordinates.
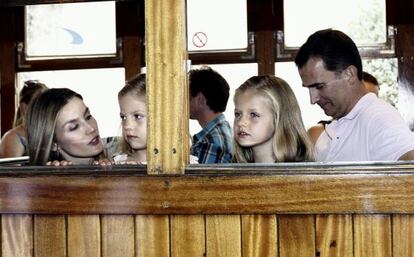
[1,162,414,257]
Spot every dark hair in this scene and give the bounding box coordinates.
[295,29,363,80]
[189,66,230,112]
[13,80,48,127]
[362,71,379,87]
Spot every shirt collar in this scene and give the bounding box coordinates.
[338,93,376,121]
[193,113,226,141]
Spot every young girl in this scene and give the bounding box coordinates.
[26,88,114,166]
[233,75,314,163]
[115,73,147,164]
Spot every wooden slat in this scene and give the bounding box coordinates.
[278,215,315,257]
[34,215,66,257]
[206,215,241,257]
[1,214,33,257]
[171,215,205,257]
[145,0,188,173]
[241,214,277,257]
[354,215,391,257]
[3,171,414,214]
[392,214,414,257]
[101,215,134,257]
[67,215,100,257]
[135,215,169,257]
[316,214,353,257]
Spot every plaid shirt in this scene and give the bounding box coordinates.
[191,114,233,164]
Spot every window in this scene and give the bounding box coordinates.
[25,1,116,59]
[187,0,248,53]
[283,0,386,47]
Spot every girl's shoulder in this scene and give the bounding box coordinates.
[101,136,123,158]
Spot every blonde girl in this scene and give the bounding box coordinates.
[116,73,147,163]
[233,75,314,163]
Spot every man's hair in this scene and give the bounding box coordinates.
[295,29,363,80]
[189,66,230,112]
[362,71,379,87]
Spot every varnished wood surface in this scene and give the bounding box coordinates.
[2,163,414,214]
[145,0,189,173]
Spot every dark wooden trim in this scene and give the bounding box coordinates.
[117,0,143,79]
[1,163,414,214]
[0,0,131,7]
[0,7,19,136]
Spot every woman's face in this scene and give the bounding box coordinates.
[54,97,104,158]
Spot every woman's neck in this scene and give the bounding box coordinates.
[59,151,98,165]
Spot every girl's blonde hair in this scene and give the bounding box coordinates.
[117,73,146,154]
[233,75,314,163]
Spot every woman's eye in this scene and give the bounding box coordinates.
[69,124,79,131]
[85,114,93,120]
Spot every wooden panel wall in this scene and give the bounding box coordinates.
[2,214,413,257]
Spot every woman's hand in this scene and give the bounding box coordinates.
[92,158,114,166]
[46,160,73,166]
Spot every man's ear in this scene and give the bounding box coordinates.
[343,65,358,85]
[196,92,207,106]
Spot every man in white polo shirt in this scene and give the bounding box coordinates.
[295,29,414,162]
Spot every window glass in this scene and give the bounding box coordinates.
[275,62,330,129]
[25,2,116,59]
[17,68,125,138]
[189,63,257,136]
[187,0,248,52]
[363,58,398,107]
[284,0,386,47]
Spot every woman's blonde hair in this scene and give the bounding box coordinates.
[233,75,314,163]
[117,73,146,154]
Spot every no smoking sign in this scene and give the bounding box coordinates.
[192,32,208,48]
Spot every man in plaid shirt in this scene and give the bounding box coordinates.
[189,66,233,163]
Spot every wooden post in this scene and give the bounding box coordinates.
[145,0,189,174]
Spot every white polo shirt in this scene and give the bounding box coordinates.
[315,93,414,162]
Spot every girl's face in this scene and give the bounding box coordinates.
[54,97,104,158]
[234,90,275,149]
[119,94,147,151]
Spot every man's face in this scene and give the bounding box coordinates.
[298,57,351,119]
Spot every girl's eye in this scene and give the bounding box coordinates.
[134,114,145,120]
[250,112,260,118]
[120,114,126,120]
[234,111,241,118]
[85,114,93,120]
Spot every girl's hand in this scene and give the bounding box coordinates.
[92,158,114,166]
[116,160,141,165]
